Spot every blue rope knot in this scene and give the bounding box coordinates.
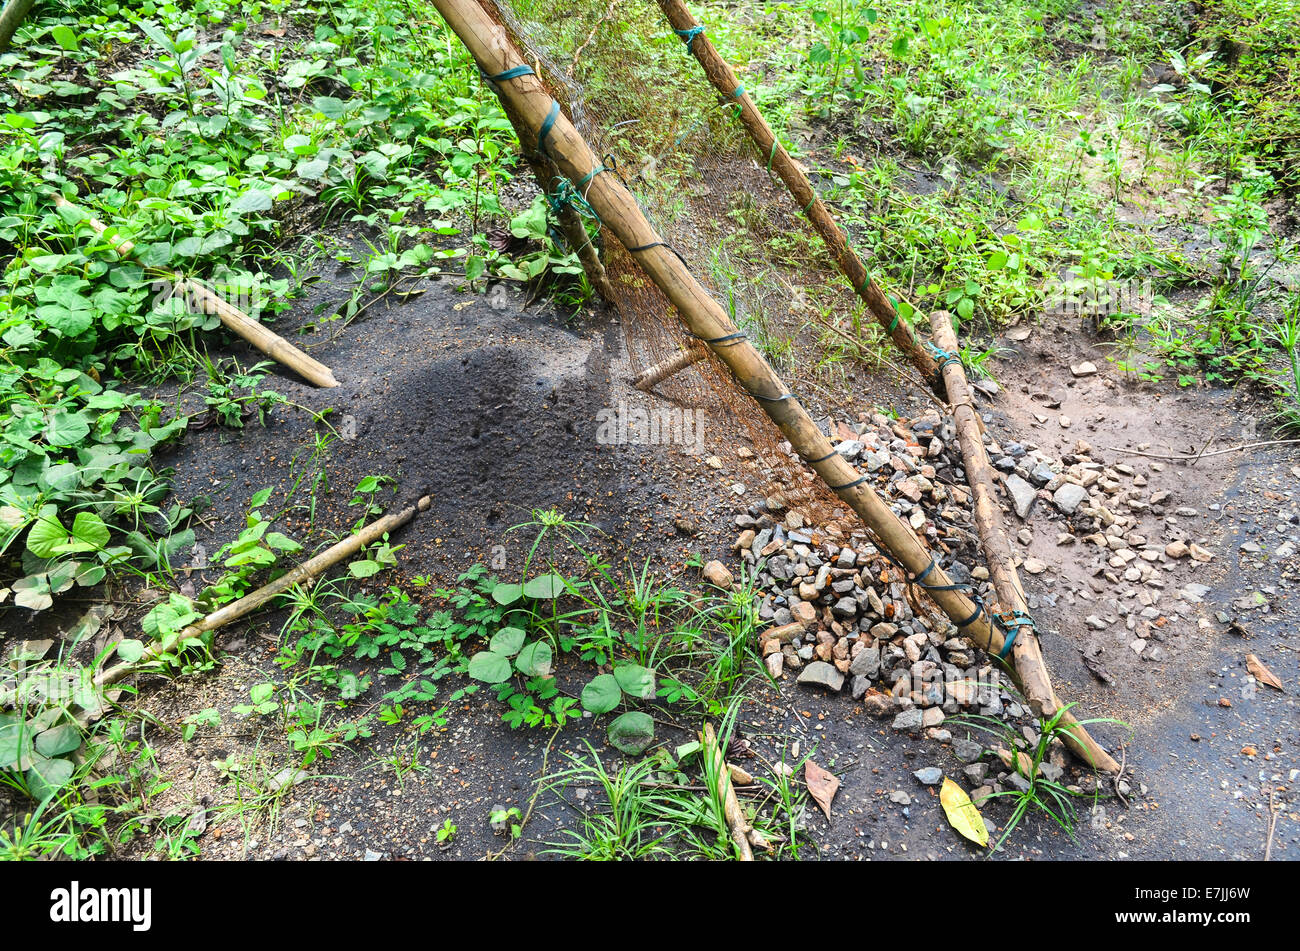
[992,610,1036,659]
[674,25,705,53]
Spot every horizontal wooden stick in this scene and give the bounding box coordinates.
[631,347,706,390]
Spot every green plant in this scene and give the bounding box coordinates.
[950,702,1124,851]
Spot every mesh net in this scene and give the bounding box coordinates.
[480,0,863,517]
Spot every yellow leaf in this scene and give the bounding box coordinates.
[940,778,989,848]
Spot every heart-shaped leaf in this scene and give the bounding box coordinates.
[26,755,75,800]
[489,627,526,657]
[580,674,621,714]
[514,641,553,678]
[491,582,522,606]
[35,723,82,757]
[607,711,655,755]
[522,574,566,600]
[613,664,656,699]
[467,650,512,684]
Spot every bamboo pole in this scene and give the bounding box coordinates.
[94,496,433,687]
[631,346,705,390]
[703,723,753,860]
[495,97,616,302]
[653,0,942,394]
[53,196,340,388]
[432,0,1025,695]
[929,311,1119,773]
[0,0,35,52]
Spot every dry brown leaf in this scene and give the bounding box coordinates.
[804,759,840,822]
[1246,653,1284,691]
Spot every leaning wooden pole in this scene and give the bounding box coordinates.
[435,0,1117,773]
[653,0,942,394]
[930,312,1119,773]
[95,496,433,688]
[0,0,35,53]
[54,196,339,388]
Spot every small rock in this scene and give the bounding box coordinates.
[913,767,944,786]
[1070,361,1098,377]
[797,661,844,692]
[702,560,734,588]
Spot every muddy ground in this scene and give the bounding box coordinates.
[7,258,1291,862]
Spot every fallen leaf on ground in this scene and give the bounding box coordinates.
[1246,653,1284,690]
[804,760,839,822]
[940,778,989,848]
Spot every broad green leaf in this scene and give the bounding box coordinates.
[231,189,273,214]
[514,640,553,677]
[45,411,91,447]
[467,650,512,684]
[65,511,109,552]
[51,25,80,51]
[613,663,656,699]
[580,673,621,714]
[115,638,146,663]
[607,711,655,755]
[522,573,565,600]
[25,505,66,559]
[26,755,75,800]
[491,582,522,606]
[348,559,383,578]
[35,723,82,757]
[489,626,526,657]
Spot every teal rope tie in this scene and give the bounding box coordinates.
[731,84,745,117]
[925,340,961,371]
[674,25,705,53]
[481,64,535,83]
[537,101,560,155]
[547,177,599,220]
[992,610,1036,659]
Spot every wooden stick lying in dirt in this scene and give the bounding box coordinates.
[433,0,1040,722]
[1105,439,1300,461]
[929,311,1119,773]
[94,496,432,688]
[495,98,616,303]
[652,0,943,395]
[53,196,339,388]
[631,347,706,390]
[703,723,753,861]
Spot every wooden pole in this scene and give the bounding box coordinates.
[929,311,1119,773]
[653,0,942,394]
[431,0,1021,687]
[0,0,35,53]
[703,723,753,860]
[94,496,432,687]
[54,196,340,388]
[631,346,705,390]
